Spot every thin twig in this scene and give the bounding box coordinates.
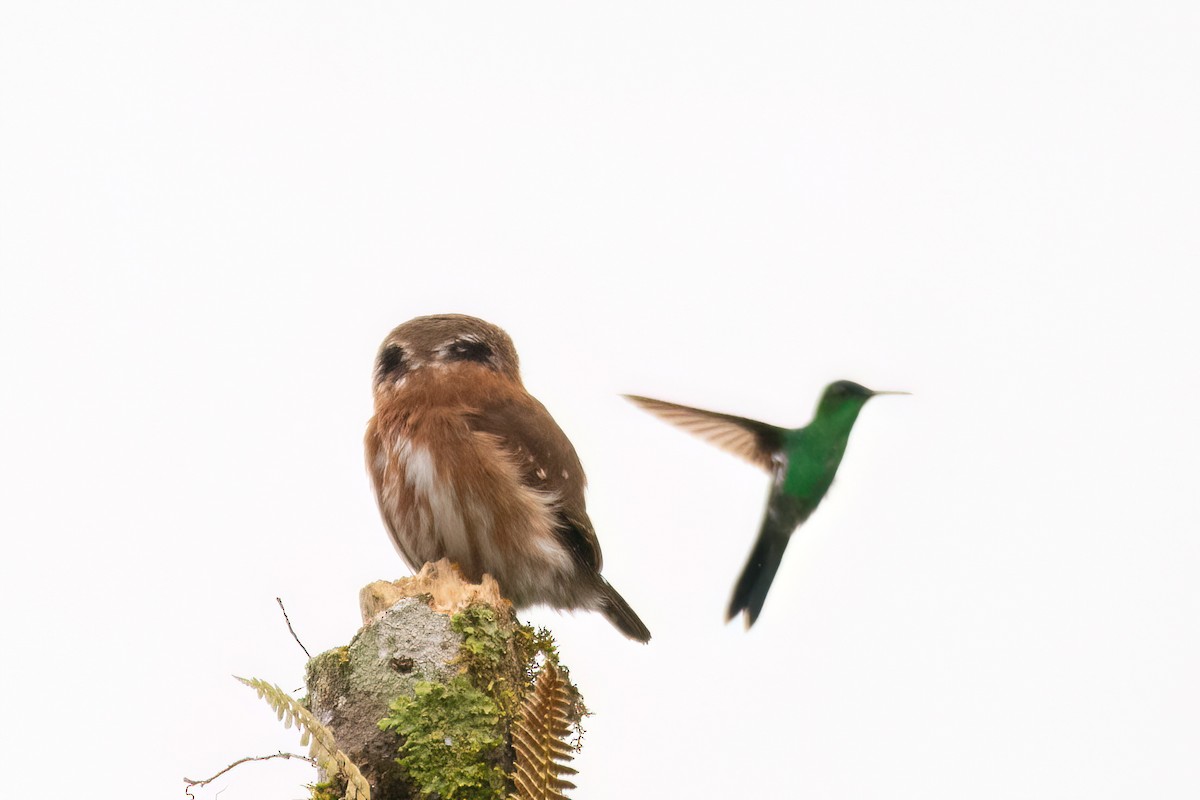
[276,596,312,659]
[184,752,317,796]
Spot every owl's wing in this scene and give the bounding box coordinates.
[623,395,785,473]
[465,396,603,572]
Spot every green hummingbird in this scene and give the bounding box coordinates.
[625,381,907,628]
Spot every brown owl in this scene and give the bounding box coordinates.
[365,314,650,642]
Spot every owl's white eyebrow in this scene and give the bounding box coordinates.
[436,334,484,355]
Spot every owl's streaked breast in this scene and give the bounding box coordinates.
[366,373,576,606]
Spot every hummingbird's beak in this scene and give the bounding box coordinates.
[869,390,911,397]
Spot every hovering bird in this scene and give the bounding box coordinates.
[625,381,906,628]
[365,314,650,642]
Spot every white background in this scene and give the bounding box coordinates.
[2,2,1198,798]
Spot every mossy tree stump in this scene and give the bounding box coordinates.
[305,560,579,800]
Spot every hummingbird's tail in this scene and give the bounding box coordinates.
[727,516,793,628]
[595,578,652,643]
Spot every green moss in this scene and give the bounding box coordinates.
[308,781,341,800]
[379,603,583,799]
[512,624,560,682]
[451,605,508,674]
[379,677,507,800]
[449,605,521,719]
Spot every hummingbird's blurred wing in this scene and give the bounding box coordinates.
[623,395,785,473]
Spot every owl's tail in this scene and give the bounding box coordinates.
[596,579,651,643]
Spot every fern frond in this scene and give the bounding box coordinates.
[236,676,371,800]
[508,662,578,800]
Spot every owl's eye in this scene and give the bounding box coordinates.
[377,344,408,381]
[447,339,493,364]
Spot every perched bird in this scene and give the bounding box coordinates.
[365,314,650,642]
[625,381,906,628]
